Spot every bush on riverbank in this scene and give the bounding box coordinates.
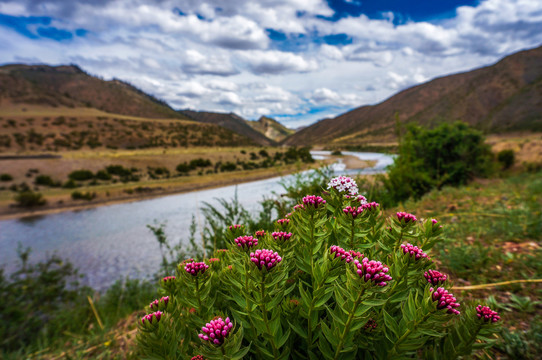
[137,176,501,359]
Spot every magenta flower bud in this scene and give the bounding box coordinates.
[476,305,500,323]
[364,318,377,331]
[272,231,292,242]
[431,219,438,224]
[343,205,364,219]
[327,176,359,195]
[229,224,243,231]
[424,270,447,286]
[400,243,430,261]
[329,245,361,263]
[396,211,417,224]
[191,356,206,360]
[293,204,305,211]
[276,218,290,228]
[361,202,380,212]
[430,287,460,315]
[141,311,163,327]
[255,230,266,238]
[162,275,175,283]
[234,235,258,250]
[199,316,233,345]
[357,195,367,204]
[185,261,209,276]
[250,249,282,271]
[149,296,170,311]
[302,195,327,209]
[353,258,392,286]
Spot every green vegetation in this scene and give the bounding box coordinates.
[498,149,515,170]
[69,169,95,181]
[0,173,13,181]
[14,190,46,207]
[71,191,97,201]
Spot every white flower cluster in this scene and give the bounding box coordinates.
[327,176,359,195]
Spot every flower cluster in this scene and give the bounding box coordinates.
[250,249,282,271]
[162,275,175,283]
[255,230,266,238]
[185,261,209,276]
[302,195,326,209]
[141,311,162,326]
[228,224,243,231]
[349,250,363,259]
[354,258,392,286]
[400,243,430,261]
[362,202,380,212]
[198,317,234,345]
[396,212,417,223]
[343,206,363,219]
[272,231,292,242]
[476,305,500,323]
[149,296,169,311]
[327,176,359,195]
[277,218,290,227]
[293,204,305,211]
[364,318,377,331]
[330,245,356,263]
[191,356,206,360]
[424,270,447,286]
[234,235,258,250]
[430,287,460,315]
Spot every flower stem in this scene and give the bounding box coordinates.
[195,277,202,310]
[350,219,355,249]
[332,288,365,360]
[388,311,432,358]
[260,275,279,359]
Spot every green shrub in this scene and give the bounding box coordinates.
[0,173,13,182]
[71,191,96,201]
[176,163,191,174]
[105,165,133,177]
[68,169,94,181]
[95,169,112,181]
[62,179,78,189]
[331,150,342,156]
[34,174,56,186]
[220,161,237,172]
[14,191,46,207]
[497,149,515,169]
[137,176,501,359]
[189,158,212,168]
[383,122,494,204]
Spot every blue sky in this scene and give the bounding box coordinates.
[0,0,541,128]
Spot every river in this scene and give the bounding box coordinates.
[0,151,394,290]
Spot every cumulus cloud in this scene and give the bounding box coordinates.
[239,50,318,74]
[181,49,239,76]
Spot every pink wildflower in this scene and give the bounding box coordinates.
[198,317,234,345]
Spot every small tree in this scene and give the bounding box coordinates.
[384,121,493,204]
[14,191,46,207]
[497,149,515,170]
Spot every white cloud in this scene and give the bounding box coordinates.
[181,49,239,76]
[239,50,318,74]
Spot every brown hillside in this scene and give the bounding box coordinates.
[181,110,276,146]
[0,64,187,120]
[246,116,294,142]
[284,45,542,147]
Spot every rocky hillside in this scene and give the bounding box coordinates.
[246,116,294,142]
[181,110,276,146]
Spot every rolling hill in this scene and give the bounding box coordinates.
[0,64,188,120]
[246,116,295,142]
[283,45,542,147]
[180,110,276,146]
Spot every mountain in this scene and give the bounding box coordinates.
[180,110,276,146]
[246,116,295,142]
[283,45,542,147]
[0,64,189,120]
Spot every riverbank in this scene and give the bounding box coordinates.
[0,154,374,220]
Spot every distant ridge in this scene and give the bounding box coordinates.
[246,116,294,142]
[283,45,542,147]
[0,64,188,120]
[181,110,276,146]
